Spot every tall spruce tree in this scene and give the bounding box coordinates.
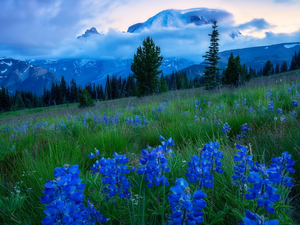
[203,21,221,90]
[131,36,163,96]
[263,60,273,76]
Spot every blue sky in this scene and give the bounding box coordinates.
[0,0,299,62]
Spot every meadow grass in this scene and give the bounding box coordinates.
[0,70,300,224]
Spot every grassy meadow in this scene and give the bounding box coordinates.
[0,70,300,225]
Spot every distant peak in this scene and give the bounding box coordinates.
[77,27,100,40]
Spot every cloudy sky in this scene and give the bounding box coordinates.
[0,0,300,62]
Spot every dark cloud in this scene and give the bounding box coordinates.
[237,18,275,32]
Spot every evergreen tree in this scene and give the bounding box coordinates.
[263,60,273,76]
[70,78,78,103]
[131,36,163,96]
[203,21,221,90]
[105,75,112,100]
[290,51,298,71]
[78,89,95,108]
[159,74,168,93]
[59,76,67,104]
[223,53,239,86]
[280,61,288,73]
[15,92,25,110]
[275,63,280,74]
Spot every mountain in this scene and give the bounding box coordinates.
[127,8,237,35]
[182,42,300,76]
[28,58,195,87]
[0,58,60,94]
[77,27,101,41]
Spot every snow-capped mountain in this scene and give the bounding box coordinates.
[127,8,233,33]
[28,58,195,87]
[0,58,60,94]
[77,27,101,41]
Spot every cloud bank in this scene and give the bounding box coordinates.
[0,1,299,62]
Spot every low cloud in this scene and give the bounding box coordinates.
[237,18,276,32]
[0,1,299,62]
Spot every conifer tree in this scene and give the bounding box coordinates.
[70,78,78,103]
[263,60,273,76]
[131,36,163,96]
[203,21,221,90]
[275,63,280,74]
[59,75,67,104]
[159,74,168,93]
[280,61,288,73]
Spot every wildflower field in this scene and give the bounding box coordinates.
[0,71,299,225]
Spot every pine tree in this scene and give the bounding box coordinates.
[263,60,273,76]
[290,51,298,71]
[15,92,25,110]
[203,21,221,90]
[105,75,112,100]
[59,76,67,104]
[280,61,288,73]
[70,78,78,103]
[131,36,163,96]
[159,74,168,93]
[275,63,280,74]
[78,89,95,108]
[223,53,239,86]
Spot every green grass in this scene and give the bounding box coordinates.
[1,71,300,224]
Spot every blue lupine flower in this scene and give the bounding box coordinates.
[222,123,231,134]
[232,144,253,187]
[270,152,295,187]
[277,108,282,114]
[41,164,107,224]
[292,100,298,107]
[137,139,171,188]
[99,152,132,200]
[288,87,291,95]
[268,101,274,112]
[239,210,279,225]
[245,162,281,214]
[241,123,251,138]
[186,141,224,189]
[243,98,247,105]
[167,178,206,225]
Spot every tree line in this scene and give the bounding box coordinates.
[0,70,204,112]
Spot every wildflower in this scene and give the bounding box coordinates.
[245,162,281,214]
[222,123,231,134]
[277,108,282,114]
[241,123,251,138]
[292,100,298,107]
[41,164,107,224]
[243,98,247,105]
[268,101,274,112]
[168,178,206,224]
[137,138,171,188]
[186,141,224,189]
[99,153,132,200]
[239,210,279,225]
[232,144,253,187]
